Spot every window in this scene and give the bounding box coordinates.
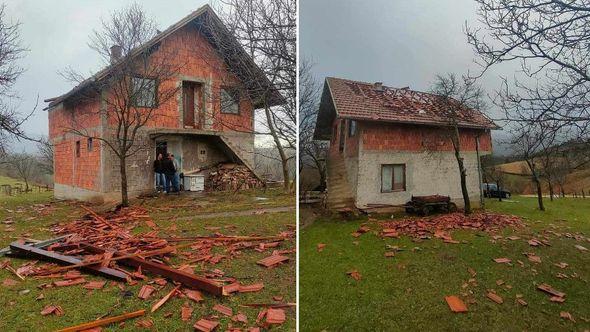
[220,88,239,114]
[75,141,81,157]
[348,120,357,137]
[87,138,93,152]
[381,164,406,192]
[131,77,157,108]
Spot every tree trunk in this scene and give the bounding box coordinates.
[548,181,554,201]
[264,105,290,192]
[533,174,544,211]
[452,127,471,214]
[496,181,502,202]
[119,155,129,207]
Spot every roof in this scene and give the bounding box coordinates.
[45,5,283,110]
[314,77,498,140]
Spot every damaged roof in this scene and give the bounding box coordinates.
[45,5,283,110]
[314,77,498,140]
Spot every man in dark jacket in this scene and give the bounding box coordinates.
[153,153,165,192]
[162,153,177,193]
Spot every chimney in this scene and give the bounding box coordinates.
[110,45,122,63]
[373,82,383,91]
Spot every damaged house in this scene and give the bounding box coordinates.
[46,5,281,202]
[313,77,497,210]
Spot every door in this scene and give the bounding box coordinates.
[155,141,167,160]
[183,82,195,127]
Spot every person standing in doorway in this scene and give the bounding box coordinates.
[153,153,165,192]
[171,153,180,192]
[162,153,176,193]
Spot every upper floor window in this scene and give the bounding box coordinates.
[131,77,157,108]
[87,138,93,152]
[220,88,239,114]
[75,140,81,157]
[381,164,406,192]
[348,120,357,137]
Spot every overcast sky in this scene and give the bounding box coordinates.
[4,0,213,151]
[300,0,520,155]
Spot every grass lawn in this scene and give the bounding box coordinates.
[300,196,590,331]
[0,180,295,331]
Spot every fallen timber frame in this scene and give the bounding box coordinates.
[56,309,145,332]
[9,242,127,280]
[0,235,69,257]
[79,242,225,296]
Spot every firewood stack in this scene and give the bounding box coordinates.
[206,163,263,191]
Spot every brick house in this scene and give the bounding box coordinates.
[46,5,280,203]
[313,77,497,210]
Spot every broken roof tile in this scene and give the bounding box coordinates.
[213,304,233,316]
[266,308,286,324]
[256,255,289,268]
[487,292,503,304]
[83,281,106,290]
[238,282,264,293]
[138,285,156,300]
[445,295,468,313]
[194,318,219,332]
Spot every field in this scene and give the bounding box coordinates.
[0,176,296,331]
[300,197,590,331]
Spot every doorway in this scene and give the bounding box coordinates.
[182,81,202,128]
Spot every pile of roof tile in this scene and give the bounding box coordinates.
[379,212,523,239]
[206,163,263,191]
[3,205,295,330]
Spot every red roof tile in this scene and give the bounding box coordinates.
[315,77,497,139]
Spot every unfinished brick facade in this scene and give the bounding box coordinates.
[315,77,497,210]
[47,6,269,203]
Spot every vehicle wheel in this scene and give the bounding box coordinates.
[405,207,414,214]
[504,193,510,199]
[421,205,432,216]
[448,202,458,212]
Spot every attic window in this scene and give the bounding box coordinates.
[220,88,239,114]
[348,120,357,137]
[131,77,157,108]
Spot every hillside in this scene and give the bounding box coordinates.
[496,161,590,195]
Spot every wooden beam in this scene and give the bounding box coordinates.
[0,235,69,257]
[8,242,127,280]
[79,242,224,296]
[56,309,145,332]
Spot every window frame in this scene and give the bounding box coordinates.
[348,120,357,137]
[130,76,158,108]
[220,87,240,115]
[381,164,406,193]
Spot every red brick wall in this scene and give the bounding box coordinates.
[48,98,102,191]
[133,25,254,132]
[361,121,492,152]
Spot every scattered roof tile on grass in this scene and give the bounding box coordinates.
[213,304,233,316]
[83,280,106,290]
[138,285,156,299]
[445,296,468,313]
[238,282,264,293]
[256,255,289,268]
[194,318,219,332]
[54,278,86,287]
[266,308,286,324]
[537,283,566,298]
[41,304,64,316]
[181,303,193,321]
[184,289,204,302]
[487,292,504,304]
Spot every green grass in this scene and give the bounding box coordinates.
[0,181,295,331]
[300,196,590,331]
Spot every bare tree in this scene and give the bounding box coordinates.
[467,0,590,145]
[430,73,487,214]
[214,0,296,191]
[60,3,182,206]
[0,4,33,158]
[298,60,326,190]
[508,122,558,211]
[7,152,37,192]
[36,136,53,174]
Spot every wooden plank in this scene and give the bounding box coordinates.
[8,242,127,280]
[56,309,145,332]
[79,243,224,296]
[0,235,69,257]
